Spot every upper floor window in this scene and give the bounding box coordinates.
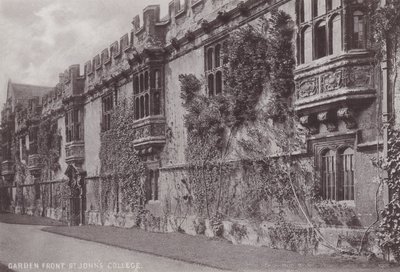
[65,108,83,142]
[315,20,327,59]
[314,0,326,17]
[299,0,312,22]
[321,147,354,201]
[102,93,114,132]
[299,13,343,64]
[133,69,162,120]
[326,0,340,11]
[301,26,313,64]
[329,14,342,55]
[205,41,226,96]
[352,11,365,49]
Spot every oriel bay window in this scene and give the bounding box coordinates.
[298,1,369,64]
[65,108,83,142]
[133,68,162,120]
[321,147,355,201]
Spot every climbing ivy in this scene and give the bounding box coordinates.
[368,0,400,261]
[180,11,312,230]
[37,118,62,182]
[376,128,400,261]
[99,98,146,212]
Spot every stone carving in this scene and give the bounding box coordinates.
[296,65,373,99]
[170,38,180,50]
[28,154,42,172]
[337,107,357,129]
[347,66,372,88]
[299,114,319,134]
[201,20,211,33]
[1,161,14,176]
[320,70,343,93]
[134,123,165,140]
[65,142,85,163]
[297,78,318,98]
[237,1,249,16]
[317,111,337,132]
[185,31,195,42]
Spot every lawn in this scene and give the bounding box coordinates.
[0,212,65,226]
[0,263,14,272]
[42,225,396,271]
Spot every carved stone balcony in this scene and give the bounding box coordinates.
[65,141,85,164]
[132,116,166,153]
[1,160,14,177]
[294,52,376,115]
[27,154,42,173]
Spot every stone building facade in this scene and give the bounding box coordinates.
[0,0,393,255]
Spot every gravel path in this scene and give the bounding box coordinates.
[0,222,221,272]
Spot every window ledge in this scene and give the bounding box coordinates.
[147,200,161,204]
[175,9,186,18]
[191,0,202,8]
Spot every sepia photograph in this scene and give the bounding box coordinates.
[0,0,400,271]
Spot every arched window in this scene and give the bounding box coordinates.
[315,20,327,59]
[135,98,140,120]
[144,71,149,90]
[134,76,139,94]
[321,147,355,201]
[329,14,342,55]
[215,71,222,95]
[215,44,221,68]
[322,149,336,200]
[208,74,214,96]
[340,147,354,201]
[301,26,312,63]
[353,11,365,49]
[140,96,144,119]
[140,74,144,93]
[144,94,149,117]
[207,48,213,71]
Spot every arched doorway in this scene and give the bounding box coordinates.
[64,164,86,226]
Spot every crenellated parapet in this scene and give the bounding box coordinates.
[79,0,272,99]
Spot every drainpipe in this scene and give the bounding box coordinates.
[382,59,389,158]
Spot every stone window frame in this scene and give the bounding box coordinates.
[65,107,84,143]
[101,92,115,132]
[351,10,367,50]
[310,133,356,202]
[145,169,159,202]
[297,0,343,64]
[320,146,354,201]
[205,39,227,97]
[133,68,162,121]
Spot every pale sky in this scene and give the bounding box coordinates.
[0,0,171,105]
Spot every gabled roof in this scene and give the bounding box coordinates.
[7,80,53,101]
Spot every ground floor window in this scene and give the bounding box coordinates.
[145,169,159,202]
[321,147,354,201]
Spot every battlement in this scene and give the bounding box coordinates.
[56,0,271,98]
